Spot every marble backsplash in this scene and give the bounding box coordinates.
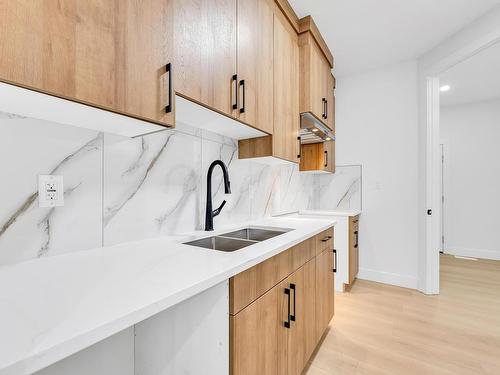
[0,112,361,267]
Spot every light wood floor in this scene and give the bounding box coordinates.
[305,255,500,375]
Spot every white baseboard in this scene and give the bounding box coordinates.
[443,247,500,261]
[357,268,418,290]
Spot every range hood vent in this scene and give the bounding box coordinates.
[299,112,335,144]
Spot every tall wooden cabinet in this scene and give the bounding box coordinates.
[237,0,275,134]
[238,3,300,163]
[298,16,335,131]
[230,229,335,375]
[0,0,174,126]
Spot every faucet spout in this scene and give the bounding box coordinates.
[205,160,231,231]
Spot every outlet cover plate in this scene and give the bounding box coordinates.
[38,175,64,208]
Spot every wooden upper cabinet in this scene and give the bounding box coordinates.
[298,16,334,130]
[327,73,336,131]
[273,8,300,163]
[237,0,274,134]
[299,141,335,173]
[0,0,174,126]
[172,0,237,118]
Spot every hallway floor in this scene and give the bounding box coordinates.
[305,255,500,375]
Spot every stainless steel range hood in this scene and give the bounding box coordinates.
[299,112,335,144]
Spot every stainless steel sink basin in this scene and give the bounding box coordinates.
[183,236,256,252]
[183,226,293,252]
[220,227,292,241]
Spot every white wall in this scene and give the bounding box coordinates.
[440,99,500,260]
[336,60,419,289]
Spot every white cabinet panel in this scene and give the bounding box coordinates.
[135,281,229,375]
[35,328,134,375]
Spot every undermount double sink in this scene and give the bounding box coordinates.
[184,227,293,252]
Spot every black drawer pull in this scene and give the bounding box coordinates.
[321,235,332,242]
[324,150,328,167]
[284,288,291,328]
[290,283,296,322]
[325,99,328,119]
[239,79,246,113]
[232,74,238,110]
[333,249,337,273]
[322,98,326,119]
[297,136,301,159]
[165,63,173,113]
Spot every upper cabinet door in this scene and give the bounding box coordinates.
[237,0,274,134]
[0,0,174,126]
[273,10,300,163]
[172,0,237,117]
[325,72,335,131]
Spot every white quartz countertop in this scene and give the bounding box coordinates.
[0,216,336,375]
[299,209,361,217]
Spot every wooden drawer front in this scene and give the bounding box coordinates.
[315,227,334,256]
[230,238,316,315]
[291,237,316,271]
[230,249,291,315]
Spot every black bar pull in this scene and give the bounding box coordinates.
[322,98,326,119]
[354,230,359,248]
[290,284,296,322]
[325,99,328,119]
[284,288,291,328]
[297,136,301,159]
[165,63,173,113]
[321,235,332,242]
[333,249,337,273]
[239,79,245,113]
[324,150,328,167]
[232,75,238,110]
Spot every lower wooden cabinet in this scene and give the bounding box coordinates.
[315,248,335,341]
[230,229,335,375]
[348,215,360,284]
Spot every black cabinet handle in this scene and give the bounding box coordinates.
[297,136,301,159]
[284,288,291,328]
[324,150,328,167]
[232,74,238,110]
[165,63,173,113]
[325,99,328,119]
[239,79,245,113]
[322,98,326,119]
[290,284,296,322]
[354,230,359,248]
[333,249,337,273]
[321,235,332,242]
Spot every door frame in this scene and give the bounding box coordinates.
[418,32,500,295]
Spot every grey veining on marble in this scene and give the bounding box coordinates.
[0,110,361,267]
[317,165,362,211]
[0,115,102,266]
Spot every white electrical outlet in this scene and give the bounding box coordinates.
[38,175,64,208]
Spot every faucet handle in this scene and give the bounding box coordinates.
[212,200,227,217]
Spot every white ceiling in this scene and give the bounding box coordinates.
[440,41,500,107]
[288,0,500,77]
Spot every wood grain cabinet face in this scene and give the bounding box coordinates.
[0,0,174,126]
[172,0,237,118]
[298,32,333,129]
[230,230,334,375]
[299,141,335,173]
[349,216,360,284]
[326,73,336,131]
[315,248,335,342]
[237,0,274,134]
[273,9,300,163]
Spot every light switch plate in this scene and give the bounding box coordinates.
[38,175,64,208]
